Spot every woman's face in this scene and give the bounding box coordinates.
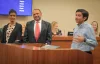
[54,23,58,30]
[22,25,25,33]
[92,22,98,31]
[9,12,16,22]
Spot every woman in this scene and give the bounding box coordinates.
[51,21,62,35]
[21,23,26,36]
[91,21,99,36]
[1,9,22,43]
[20,23,26,43]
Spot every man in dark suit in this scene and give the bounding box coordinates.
[0,28,2,42]
[23,9,52,44]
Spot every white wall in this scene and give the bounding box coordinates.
[0,0,100,34]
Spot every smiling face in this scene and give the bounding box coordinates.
[91,21,98,31]
[51,21,58,31]
[54,23,58,30]
[9,12,16,23]
[33,9,42,21]
[75,12,86,24]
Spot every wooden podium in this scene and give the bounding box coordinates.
[52,36,100,64]
[0,43,93,64]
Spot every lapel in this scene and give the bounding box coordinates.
[40,20,45,35]
[31,20,35,37]
[4,24,8,39]
[38,20,45,39]
[5,23,17,36]
[9,23,18,38]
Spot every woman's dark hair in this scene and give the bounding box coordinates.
[9,9,17,15]
[76,9,89,21]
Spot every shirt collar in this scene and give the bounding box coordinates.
[8,21,16,26]
[77,21,87,28]
[35,20,42,23]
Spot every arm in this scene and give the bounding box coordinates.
[85,26,98,47]
[23,22,29,43]
[46,23,52,45]
[1,26,6,43]
[0,28,2,42]
[16,24,22,43]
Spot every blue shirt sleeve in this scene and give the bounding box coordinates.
[85,25,98,47]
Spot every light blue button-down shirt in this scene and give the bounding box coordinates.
[71,22,98,51]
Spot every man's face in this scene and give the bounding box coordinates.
[75,12,86,24]
[33,10,42,21]
[9,12,16,22]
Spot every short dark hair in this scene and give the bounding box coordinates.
[9,9,17,15]
[33,9,42,13]
[76,9,89,21]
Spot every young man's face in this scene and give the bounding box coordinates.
[75,12,86,24]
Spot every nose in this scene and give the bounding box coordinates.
[10,15,15,18]
[35,14,38,17]
[75,15,78,19]
[11,16,14,18]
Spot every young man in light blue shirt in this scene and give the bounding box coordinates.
[71,9,98,54]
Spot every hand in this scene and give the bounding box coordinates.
[73,35,85,43]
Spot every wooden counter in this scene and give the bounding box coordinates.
[52,36,100,64]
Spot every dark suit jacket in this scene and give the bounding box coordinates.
[0,28,2,41]
[1,22,22,43]
[23,20,52,44]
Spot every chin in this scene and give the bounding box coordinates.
[76,21,79,23]
[36,19,40,21]
[11,20,14,22]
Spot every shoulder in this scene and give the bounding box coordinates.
[3,24,8,29]
[16,22,22,28]
[16,22,22,26]
[42,20,51,25]
[84,22,93,29]
[83,22,94,34]
[26,20,34,25]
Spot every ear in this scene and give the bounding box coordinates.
[83,17,87,21]
[40,13,42,16]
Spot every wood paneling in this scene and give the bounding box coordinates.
[0,43,92,64]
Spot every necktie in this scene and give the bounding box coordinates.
[35,21,40,42]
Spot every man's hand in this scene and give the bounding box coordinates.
[73,35,85,43]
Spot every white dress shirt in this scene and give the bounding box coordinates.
[34,20,42,35]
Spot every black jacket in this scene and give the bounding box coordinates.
[1,22,22,43]
[23,20,52,44]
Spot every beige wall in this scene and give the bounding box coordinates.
[0,0,100,34]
